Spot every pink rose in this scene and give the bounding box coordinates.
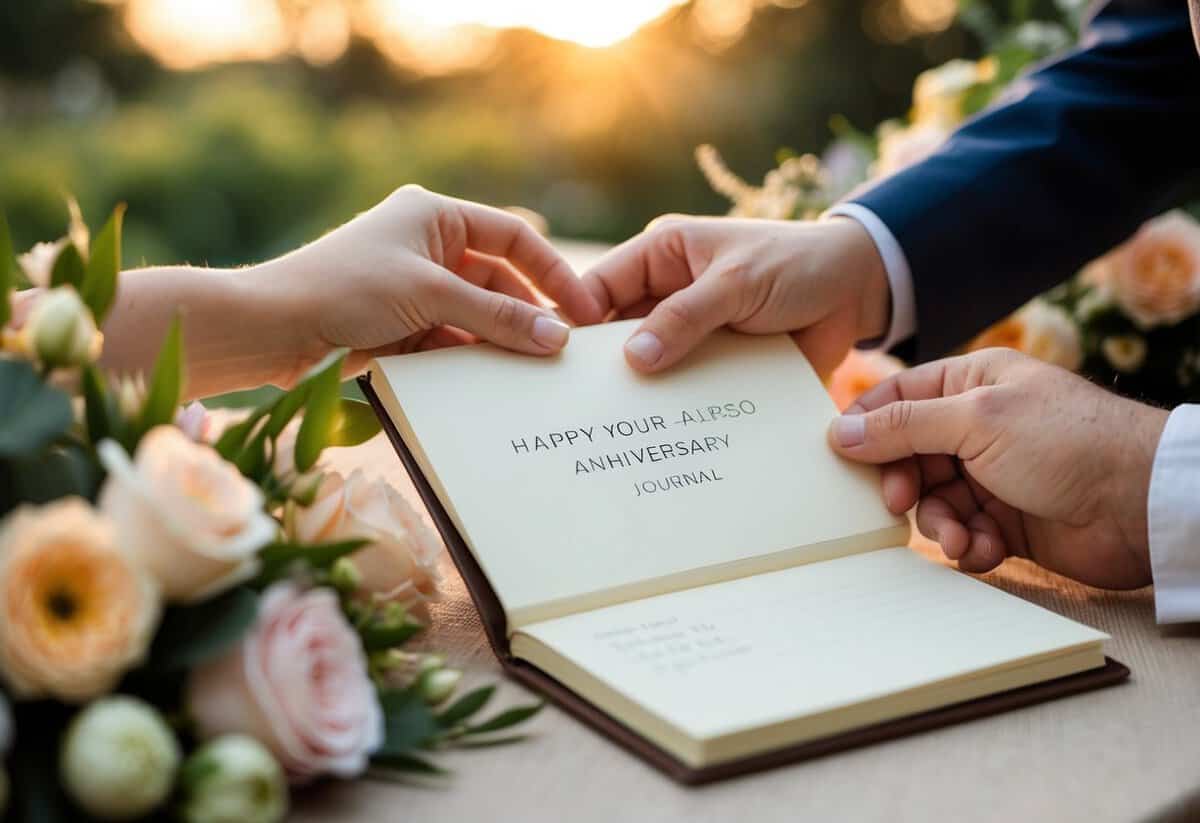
[186,582,383,784]
[285,470,442,610]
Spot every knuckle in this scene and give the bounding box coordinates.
[965,386,1006,421]
[657,295,695,329]
[489,293,523,334]
[647,213,688,232]
[883,400,915,433]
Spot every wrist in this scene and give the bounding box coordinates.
[238,257,323,388]
[1108,399,1170,563]
[826,217,891,342]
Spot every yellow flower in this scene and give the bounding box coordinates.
[0,499,161,702]
[1102,335,1147,374]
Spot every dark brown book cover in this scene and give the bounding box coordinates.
[359,372,1130,785]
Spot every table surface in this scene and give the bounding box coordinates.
[297,239,1200,823]
[292,429,1200,823]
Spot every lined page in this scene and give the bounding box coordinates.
[373,320,906,626]
[516,548,1108,744]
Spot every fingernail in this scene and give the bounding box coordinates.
[625,331,664,367]
[833,414,866,448]
[532,315,570,349]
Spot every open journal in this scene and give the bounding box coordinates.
[361,319,1127,783]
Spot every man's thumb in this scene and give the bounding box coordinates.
[827,397,971,463]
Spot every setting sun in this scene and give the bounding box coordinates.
[123,0,689,70]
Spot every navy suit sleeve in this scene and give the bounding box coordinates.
[848,0,1200,361]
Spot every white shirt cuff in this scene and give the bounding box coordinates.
[823,203,917,352]
[1148,404,1200,623]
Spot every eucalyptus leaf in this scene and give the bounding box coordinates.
[255,538,368,583]
[48,241,84,290]
[436,685,496,728]
[1,443,101,506]
[0,212,13,327]
[144,586,259,673]
[138,314,184,437]
[0,359,74,458]
[461,702,545,736]
[377,688,441,754]
[80,204,125,324]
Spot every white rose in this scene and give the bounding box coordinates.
[98,426,277,603]
[911,59,985,127]
[179,735,288,823]
[60,697,181,821]
[286,469,442,608]
[20,286,103,368]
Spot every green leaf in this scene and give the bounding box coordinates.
[144,586,259,673]
[138,314,184,437]
[48,241,84,289]
[79,203,125,324]
[294,350,346,472]
[214,408,267,461]
[370,752,447,776]
[453,734,530,749]
[461,702,545,736]
[327,398,382,448]
[0,211,13,327]
[360,617,425,652]
[81,365,112,444]
[0,359,74,458]
[255,538,368,583]
[436,685,495,728]
[377,688,441,753]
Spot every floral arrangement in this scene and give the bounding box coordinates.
[0,206,540,822]
[697,0,1200,408]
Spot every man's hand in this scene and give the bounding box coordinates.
[581,216,891,378]
[827,348,1169,589]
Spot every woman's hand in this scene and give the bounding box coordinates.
[581,215,891,378]
[99,186,604,397]
[828,348,1169,589]
[254,185,605,382]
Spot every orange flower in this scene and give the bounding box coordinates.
[968,300,1082,371]
[827,349,905,411]
[1105,211,1200,329]
[0,499,160,702]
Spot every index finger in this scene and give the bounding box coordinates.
[452,199,604,325]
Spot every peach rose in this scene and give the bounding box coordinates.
[1104,211,1200,329]
[0,499,160,702]
[969,300,1082,371]
[285,470,441,609]
[827,349,905,412]
[186,582,383,783]
[98,426,277,603]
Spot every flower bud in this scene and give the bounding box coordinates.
[60,696,181,820]
[113,373,148,420]
[22,287,102,369]
[329,556,362,593]
[419,668,462,706]
[178,735,288,823]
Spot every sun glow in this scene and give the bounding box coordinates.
[122,0,688,71]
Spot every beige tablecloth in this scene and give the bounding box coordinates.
[293,431,1200,823]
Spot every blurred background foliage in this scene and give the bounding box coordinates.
[1,0,1046,268]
